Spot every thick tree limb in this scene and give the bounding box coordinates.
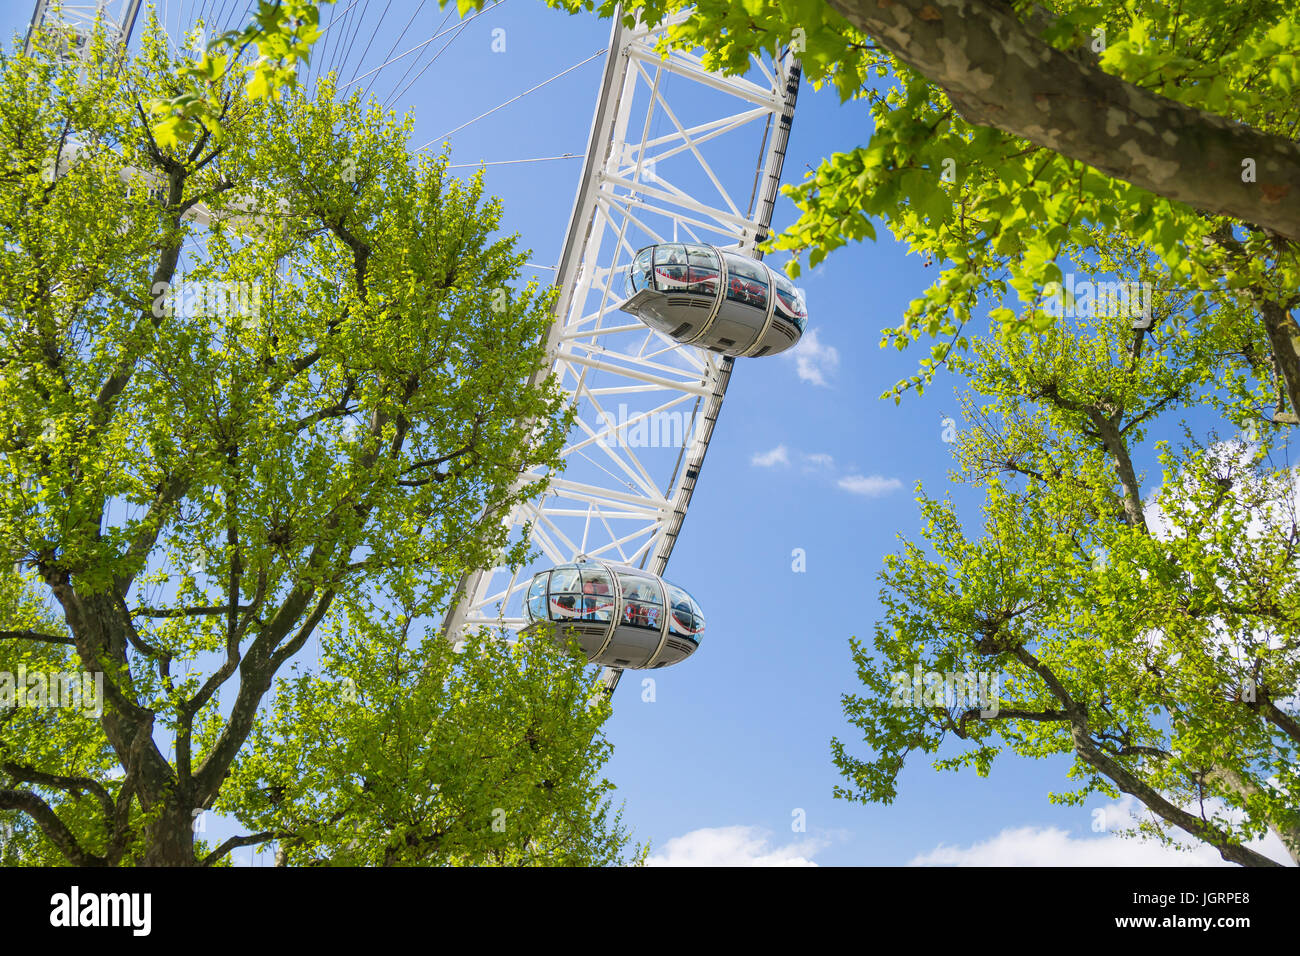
[0,789,105,866]
[0,629,73,645]
[1010,646,1283,866]
[1087,410,1148,531]
[1201,765,1300,866]
[200,830,289,867]
[956,705,1068,736]
[132,605,251,619]
[1,762,115,823]
[826,0,1300,239]
[116,471,193,596]
[1205,224,1300,420]
[1260,299,1300,420]
[1259,699,1300,746]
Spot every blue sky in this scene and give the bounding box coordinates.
[7,0,1293,866]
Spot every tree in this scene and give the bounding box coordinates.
[227,625,643,866]
[832,264,1299,866]
[0,572,109,866]
[146,0,337,149]
[0,18,636,866]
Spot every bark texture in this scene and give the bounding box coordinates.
[826,0,1300,239]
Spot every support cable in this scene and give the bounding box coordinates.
[446,153,581,168]
[342,0,390,85]
[382,4,479,109]
[344,0,434,92]
[416,47,606,150]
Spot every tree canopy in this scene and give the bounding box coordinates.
[147,0,337,148]
[0,16,638,866]
[834,280,1300,866]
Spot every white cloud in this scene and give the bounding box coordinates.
[910,798,1294,866]
[788,328,839,386]
[647,826,824,867]
[751,444,790,468]
[838,474,903,497]
[911,826,1229,867]
[803,452,834,469]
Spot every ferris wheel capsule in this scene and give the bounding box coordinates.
[619,243,807,358]
[520,557,706,669]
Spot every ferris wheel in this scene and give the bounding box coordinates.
[25,0,803,698]
[442,12,801,696]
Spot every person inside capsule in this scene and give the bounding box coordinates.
[656,245,688,288]
[618,575,660,629]
[582,567,614,621]
[523,561,706,669]
[548,567,582,619]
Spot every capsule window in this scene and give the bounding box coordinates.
[772,273,808,331]
[617,572,662,630]
[653,244,689,292]
[549,592,582,620]
[684,245,720,295]
[722,253,769,310]
[666,584,702,637]
[547,567,583,620]
[581,568,615,622]
[526,572,548,623]
[627,247,653,296]
[689,595,706,636]
[550,567,581,592]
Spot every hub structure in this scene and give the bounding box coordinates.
[442,10,801,695]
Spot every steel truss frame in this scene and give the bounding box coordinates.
[443,9,800,694]
[25,0,142,57]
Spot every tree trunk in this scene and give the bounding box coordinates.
[1260,299,1300,423]
[141,801,196,866]
[1090,412,1147,531]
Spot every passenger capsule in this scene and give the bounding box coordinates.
[620,243,807,357]
[520,558,705,669]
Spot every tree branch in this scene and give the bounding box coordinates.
[199,829,289,867]
[0,629,73,645]
[1012,646,1284,866]
[826,0,1300,239]
[132,605,252,618]
[0,789,105,866]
